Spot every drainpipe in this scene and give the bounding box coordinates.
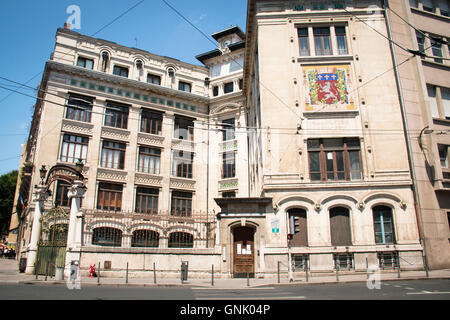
[205,77,210,248]
[383,0,427,266]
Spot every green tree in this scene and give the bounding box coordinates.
[0,170,18,239]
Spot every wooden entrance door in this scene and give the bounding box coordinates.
[233,226,254,278]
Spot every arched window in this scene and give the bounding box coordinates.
[329,207,352,246]
[168,232,193,248]
[287,208,308,247]
[373,206,395,244]
[92,227,122,246]
[131,230,159,247]
[135,59,143,80]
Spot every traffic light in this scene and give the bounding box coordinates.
[287,234,293,241]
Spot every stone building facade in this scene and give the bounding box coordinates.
[11,0,449,278]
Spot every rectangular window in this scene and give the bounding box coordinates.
[178,81,191,92]
[222,191,236,198]
[427,85,439,118]
[313,27,332,56]
[439,0,449,16]
[104,101,129,129]
[171,191,192,217]
[135,187,158,214]
[65,94,93,123]
[174,116,194,141]
[172,150,193,179]
[224,82,234,94]
[76,57,94,69]
[333,253,354,270]
[147,73,161,85]
[222,152,236,178]
[292,254,309,271]
[100,140,126,170]
[422,0,434,12]
[378,252,399,269]
[55,180,70,207]
[431,38,443,63]
[140,109,162,135]
[213,86,219,96]
[60,133,88,164]
[308,138,362,181]
[97,183,122,212]
[416,31,425,59]
[113,65,129,77]
[137,146,161,174]
[335,26,348,54]
[222,118,235,141]
[298,28,310,56]
[442,87,450,119]
[409,0,418,8]
[439,145,448,168]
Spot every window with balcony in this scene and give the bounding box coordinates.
[104,101,129,129]
[170,191,192,217]
[308,138,362,181]
[137,146,161,174]
[135,187,159,215]
[113,65,129,78]
[140,109,162,135]
[222,118,235,141]
[222,152,236,178]
[60,133,88,164]
[172,150,193,179]
[65,93,93,123]
[96,182,123,212]
[174,116,194,141]
[76,56,93,69]
[100,140,126,170]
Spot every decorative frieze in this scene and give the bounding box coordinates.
[97,168,127,182]
[62,119,94,136]
[137,132,164,146]
[101,126,130,141]
[134,173,163,186]
[170,177,196,190]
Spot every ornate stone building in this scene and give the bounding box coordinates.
[11,0,448,279]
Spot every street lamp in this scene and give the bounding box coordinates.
[39,165,47,184]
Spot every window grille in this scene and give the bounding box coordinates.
[378,251,399,269]
[92,227,122,246]
[168,232,193,248]
[333,253,354,270]
[292,254,309,271]
[131,230,159,247]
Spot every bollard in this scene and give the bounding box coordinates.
[212,264,214,286]
[126,262,129,284]
[336,263,339,282]
[366,258,369,280]
[397,255,401,279]
[277,261,280,284]
[247,267,250,287]
[97,261,100,285]
[305,259,309,282]
[423,255,429,278]
[153,262,156,284]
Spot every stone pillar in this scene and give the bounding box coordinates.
[64,180,86,278]
[25,185,50,274]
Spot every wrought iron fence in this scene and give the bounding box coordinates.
[82,210,216,249]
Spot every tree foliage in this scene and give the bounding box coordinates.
[0,170,18,237]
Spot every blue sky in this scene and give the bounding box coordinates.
[0,0,247,175]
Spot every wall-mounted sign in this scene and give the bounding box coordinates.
[271,218,280,233]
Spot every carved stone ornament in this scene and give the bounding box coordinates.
[67,180,87,199]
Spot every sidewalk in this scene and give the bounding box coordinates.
[1,258,449,289]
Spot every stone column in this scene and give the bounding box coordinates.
[64,180,86,278]
[25,185,50,274]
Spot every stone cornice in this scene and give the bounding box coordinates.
[46,60,209,105]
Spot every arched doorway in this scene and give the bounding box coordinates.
[329,207,352,246]
[232,225,255,278]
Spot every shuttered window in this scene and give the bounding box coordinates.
[329,207,352,246]
[287,209,308,247]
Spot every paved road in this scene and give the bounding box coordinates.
[1,279,449,300]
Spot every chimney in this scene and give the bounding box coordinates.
[64,22,71,30]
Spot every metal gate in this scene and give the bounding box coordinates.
[36,207,69,276]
